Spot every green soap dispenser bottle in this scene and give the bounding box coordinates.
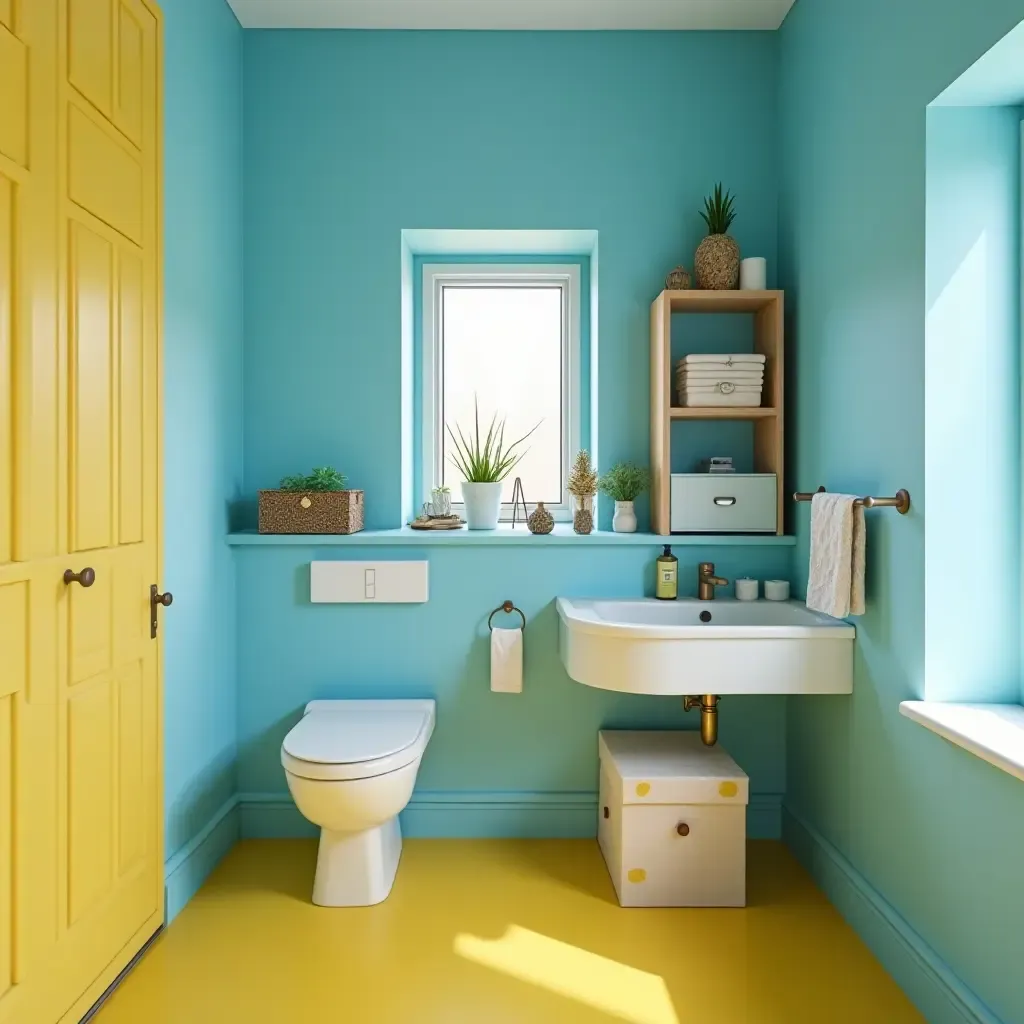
[656,545,678,600]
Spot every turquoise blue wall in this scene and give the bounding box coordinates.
[162,0,243,910]
[242,31,779,527]
[925,104,1021,703]
[779,1,1024,1021]
[235,542,793,835]
[238,31,793,828]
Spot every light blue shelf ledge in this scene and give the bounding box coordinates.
[227,526,797,547]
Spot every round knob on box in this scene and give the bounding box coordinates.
[676,823,690,837]
[154,591,173,607]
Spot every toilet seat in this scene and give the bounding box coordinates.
[282,705,433,782]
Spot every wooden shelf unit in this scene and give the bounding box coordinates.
[650,289,785,535]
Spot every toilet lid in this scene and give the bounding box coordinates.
[282,709,429,766]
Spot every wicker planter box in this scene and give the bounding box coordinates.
[258,489,365,535]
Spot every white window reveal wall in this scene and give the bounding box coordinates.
[421,263,581,520]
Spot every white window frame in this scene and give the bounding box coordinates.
[421,263,582,521]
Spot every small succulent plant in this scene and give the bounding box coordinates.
[279,466,347,492]
[699,183,737,237]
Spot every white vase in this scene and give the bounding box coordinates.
[460,481,503,530]
[612,500,637,533]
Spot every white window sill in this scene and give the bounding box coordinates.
[900,701,1024,782]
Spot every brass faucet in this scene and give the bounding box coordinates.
[697,562,729,600]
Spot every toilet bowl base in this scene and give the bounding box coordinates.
[312,816,402,907]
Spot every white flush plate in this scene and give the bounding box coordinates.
[310,561,429,603]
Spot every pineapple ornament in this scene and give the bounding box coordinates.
[568,450,598,535]
[694,183,740,290]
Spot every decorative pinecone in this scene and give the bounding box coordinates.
[665,266,691,290]
[527,502,554,535]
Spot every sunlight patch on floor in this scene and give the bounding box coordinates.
[455,924,679,1024]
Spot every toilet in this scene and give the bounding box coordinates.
[281,698,435,907]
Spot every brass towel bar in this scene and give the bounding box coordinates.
[793,486,911,515]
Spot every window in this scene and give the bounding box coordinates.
[421,263,581,519]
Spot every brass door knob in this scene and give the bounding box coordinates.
[676,823,690,837]
[64,567,96,587]
[150,584,173,639]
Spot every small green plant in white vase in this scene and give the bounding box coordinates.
[447,399,538,530]
[599,462,650,534]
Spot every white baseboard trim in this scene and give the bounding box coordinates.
[784,807,1002,1024]
[238,790,783,840]
[164,795,240,923]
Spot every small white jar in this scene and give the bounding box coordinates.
[764,579,790,602]
[740,257,767,290]
[735,578,759,602]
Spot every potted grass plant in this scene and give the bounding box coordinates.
[447,400,538,530]
[599,462,650,534]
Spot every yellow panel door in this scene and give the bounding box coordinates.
[0,1,165,1022]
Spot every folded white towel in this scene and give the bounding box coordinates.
[806,493,866,618]
[679,392,763,407]
[678,371,765,383]
[680,353,766,366]
[681,383,761,393]
[679,365,764,374]
[679,362,765,373]
[490,627,523,693]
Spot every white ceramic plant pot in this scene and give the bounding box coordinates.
[461,481,503,530]
[612,501,637,534]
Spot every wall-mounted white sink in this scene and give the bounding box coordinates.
[556,598,854,696]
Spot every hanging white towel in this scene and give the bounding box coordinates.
[490,627,523,693]
[806,493,866,618]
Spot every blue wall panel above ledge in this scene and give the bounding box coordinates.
[242,29,780,531]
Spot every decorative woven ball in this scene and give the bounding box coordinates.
[527,501,554,535]
[694,234,740,290]
[665,266,691,290]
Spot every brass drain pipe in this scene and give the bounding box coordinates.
[684,694,720,746]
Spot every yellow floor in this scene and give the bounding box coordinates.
[95,839,922,1023]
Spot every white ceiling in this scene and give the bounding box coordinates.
[227,0,798,31]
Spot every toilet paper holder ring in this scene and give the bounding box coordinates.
[488,600,526,631]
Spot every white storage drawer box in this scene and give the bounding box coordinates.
[670,473,776,533]
[598,731,748,907]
